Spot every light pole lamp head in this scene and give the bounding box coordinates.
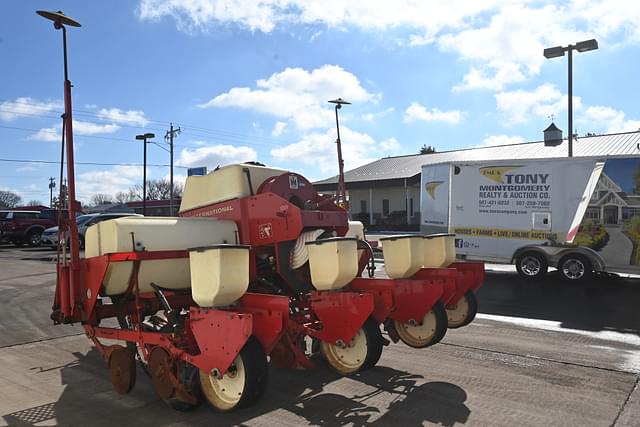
[328,98,351,110]
[36,10,81,29]
[543,45,565,59]
[136,133,156,141]
[575,38,598,52]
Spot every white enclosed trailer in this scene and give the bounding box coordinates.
[421,156,640,281]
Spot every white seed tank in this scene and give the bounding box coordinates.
[380,235,424,279]
[179,163,287,213]
[84,217,238,296]
[422,233,457,268]
[305,237,359,290]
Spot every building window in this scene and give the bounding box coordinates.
[410,198,414,217]
[360,200,367,213]
[382,199,390,217]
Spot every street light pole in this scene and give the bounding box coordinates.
[568,47,573,157]
[136,133,156,216]
[37,9,81,323]
[328,98,351,209]
[544,39,598,157]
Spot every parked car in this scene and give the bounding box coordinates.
[41,213,142,249]
[0,210,55,246]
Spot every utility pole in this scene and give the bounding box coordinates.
[48,177,56,207]
[165,123,180,216]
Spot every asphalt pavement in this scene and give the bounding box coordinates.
[1,245,639,426]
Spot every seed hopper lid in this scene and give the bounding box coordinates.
[304,237,358,246]
[188,244,251,252]
[379,234,422,242]
[423,233,455,239]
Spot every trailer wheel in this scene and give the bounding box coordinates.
[446,291,478,328]
[321,318,383,375]
[199,337,268,412]
[559,253,593,283]
[515,252,548,279]
[393,302,448,348]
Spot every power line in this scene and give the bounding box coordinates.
[0,99,300,146]
[0,157,189,169]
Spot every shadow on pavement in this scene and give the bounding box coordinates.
[3,349,470,427]
[477,270,640,336]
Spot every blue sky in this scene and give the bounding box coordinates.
[2,0,640,205]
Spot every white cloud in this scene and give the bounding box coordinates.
[362,107,395,122]
[178,144,258,169]
[481,134,526,147]
[28,120,121,142]
[77,166,143,202]
[270,126,397,174]
[495,83,582,124]
[200,65,376,130]
[97,108,149,126]
[379,137,402,153]
[0,97,61,122]
[271,121,287,136]
[453,60,527,92]
[137,1,640,92]
[404,102,464,124]
[582,106,640,133]
[137,0,510,35]
[29,126,60,142]
[73,120,120,135]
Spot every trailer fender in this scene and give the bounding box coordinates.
[511,245,606,272]
[551,247,606,272]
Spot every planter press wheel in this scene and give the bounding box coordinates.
[320,318,383,375]
[108,346,136,394]
[393,302,448,348]
[199,337,268,412]
[148,347,202,411]
[446,291,478,329]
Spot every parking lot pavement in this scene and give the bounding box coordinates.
[1,244,639,426]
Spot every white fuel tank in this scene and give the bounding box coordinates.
[84,217,238,295]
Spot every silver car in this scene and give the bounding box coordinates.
[41,213,141,249]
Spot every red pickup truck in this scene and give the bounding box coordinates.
[0,209,59,247]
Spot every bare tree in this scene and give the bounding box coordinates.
[0,190,22,208]
[27,200,44,206]
[114,191,133,204]
[126,179,183,201]
[91,193,113,206]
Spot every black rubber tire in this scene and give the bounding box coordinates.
[558,253,593,283]
[200,336,268,412]
[431,301,449,344]
[26,229,43,247]
[515,251,548,280]
[458,291,478,328]
[361,318,385,371]
[446,291,479,329]
[392,301,448,349]
[321,317,384,374]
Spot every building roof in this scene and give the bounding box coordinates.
[314,131,640,188]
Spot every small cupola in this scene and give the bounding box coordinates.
[544,122,563,147]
